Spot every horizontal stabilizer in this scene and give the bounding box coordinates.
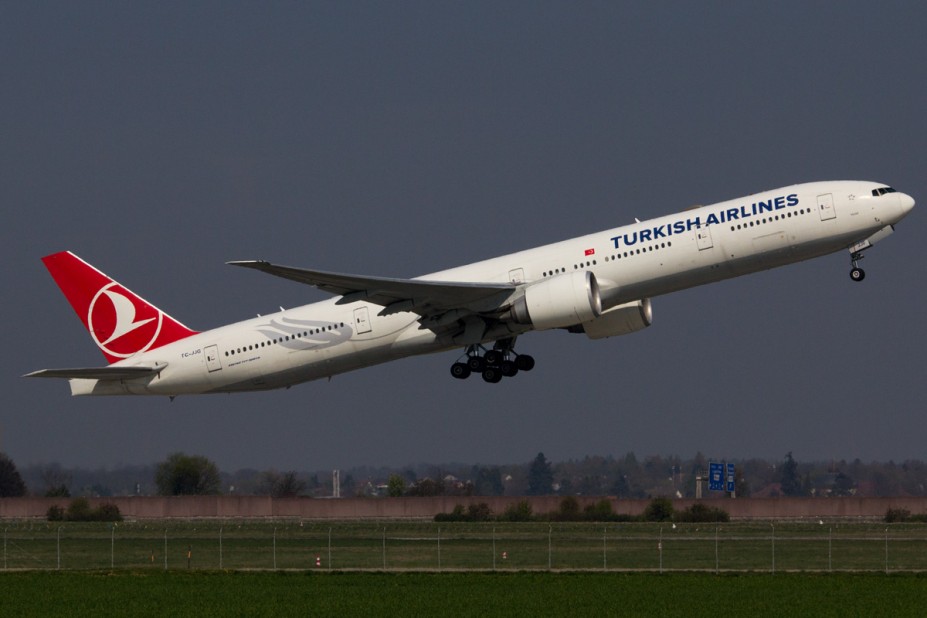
[24,362,168,381]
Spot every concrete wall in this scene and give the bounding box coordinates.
[3,495,927,520]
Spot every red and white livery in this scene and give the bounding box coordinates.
[26,180,914,396]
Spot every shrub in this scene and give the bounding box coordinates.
[66,497,93,521]
[434,503,493,522]
[47,498,123,522]
[642,497,674,522]
[95,502,123,522]
[583,499,614,521]
[885,508,911,523]
[501,500,533,522]
[885,508,927,523]
[675,502,730,523]
[554,496,581,521]
[467,502,493,522]
[434,504,467,522]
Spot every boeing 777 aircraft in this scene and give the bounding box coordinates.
[26,180,914,396]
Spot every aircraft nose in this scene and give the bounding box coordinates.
[898,192,915,216]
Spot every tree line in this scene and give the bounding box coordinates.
[3,450,927,499]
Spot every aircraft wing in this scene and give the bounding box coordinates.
[228,260,516,317]
[24,363,168,381]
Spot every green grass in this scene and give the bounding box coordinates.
[3,521,927,572]
[1,571,926,617]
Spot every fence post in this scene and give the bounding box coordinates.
[828,527,832,572]
[328,527,332,572]
[437,527,441,571]
[659,527,663,574]
[885,528,889,574]
[273,527,277,570]
[3,528,6,570]
[163,530,167,570]
[548,525,552,570]
[382,527,386,571]
[219,527,223,570]
[111,525,115,569]
[770,523,775,574]
[492,527,496,571]
[603,526,607,571]
[57,526,61,571]
[715,526,719,574]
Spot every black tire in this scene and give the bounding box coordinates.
[450,363,471,379]
[515,354,536,371]
[850,268,866,282]
[500,360,518,377]
[482,367,502,383]
[467,356,486,372]
[484,350,503,365]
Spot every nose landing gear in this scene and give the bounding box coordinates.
[849,251,865,282]
[450,341,535,383]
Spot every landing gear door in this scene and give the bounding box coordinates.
[817,193,836,221]
[354,306,372,334]
[204,344,222,373]
[696,226,714,251]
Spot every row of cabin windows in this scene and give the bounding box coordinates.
[573,260,597,270]
[606,241,673,262]
[541,241,675,277]
[224,322,346,357]
[728,207,809,232]
[499,203,824,283]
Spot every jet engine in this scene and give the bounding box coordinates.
[575,298,652,339]
[511,271,602,330]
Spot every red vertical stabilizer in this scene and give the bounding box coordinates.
[41,251,199,364]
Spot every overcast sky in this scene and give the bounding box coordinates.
[3,2,925,472]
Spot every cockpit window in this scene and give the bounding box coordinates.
[872,187,897,196]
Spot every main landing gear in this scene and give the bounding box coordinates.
[849,251,866,282]
[450,340,535,383]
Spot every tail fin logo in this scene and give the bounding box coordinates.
[88,282,164,358]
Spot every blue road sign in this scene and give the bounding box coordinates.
[726,463,736,493]
[709,462,724,491]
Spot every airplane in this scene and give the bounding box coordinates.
[26,180,914,396]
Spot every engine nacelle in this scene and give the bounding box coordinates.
[512,271,602,330]
[578,298,652,340]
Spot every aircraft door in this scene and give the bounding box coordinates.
[817,193,836,221]
[204,344,222,372]
[354,306,372,334]
[508,268,525,284]
[696,226,714,250]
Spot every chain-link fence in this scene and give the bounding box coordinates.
[3,521,926,572]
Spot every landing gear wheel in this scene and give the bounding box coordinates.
[482,367,503,383]
[450,363,471,379]
[514,354,536,371]
[467,356,486,372]
[850,267,866,282]
[500,360,518,377]
[451,341,535,382]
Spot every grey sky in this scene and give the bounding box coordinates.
[3,3,925,471]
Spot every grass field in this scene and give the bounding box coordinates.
[2,571,927,617]
[3,520,927,573]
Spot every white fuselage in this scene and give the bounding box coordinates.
[74,180,913,396]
